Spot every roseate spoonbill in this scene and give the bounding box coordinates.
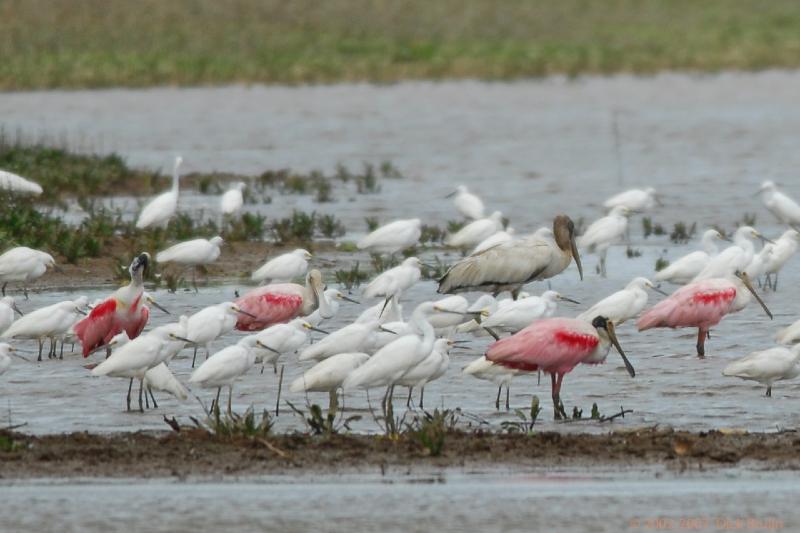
[2,297,87,360]
[357,218,421,255]
[654,229,728,285]
[251,249,311,284]
[472,227,515,255]
[463,355,519,410]
[397,338,452,408]
[757,180,800,226]
[0,247,55,298]
[234,269,332,331]
[0,169,43,195]
[487,316,635,419]
[305,289,359,326]
[603,187,659,212]
[775,319,800,345]
[74,253,151,357]
[290,352,370,415]
[342,302,438,413]
[438,215,583,298]
[483,290,578,335]
[189,336,260,416]
[445,211,503,249]
[136,156,182,229]
[578,206,630,277]
[447,185,485,220]
[92,327,192,411]
[763,230,800,290]
[0,296,23,335]
[186,302,255,367]
[693,226,769,281]
[298,320,381,361]
[637,271,772,357]
[220,181,245,215]
[723,346,800,397]
[156,236,223,291]
[363,257,422,300]
[577,278,665,326]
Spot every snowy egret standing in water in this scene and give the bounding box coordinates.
[447,185,485,220]
[136,156,183,229]
[0,247,55,298]
[723,346,800,397]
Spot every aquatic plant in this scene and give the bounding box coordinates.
[271,210,316,244]
[193,405,276,438]
[419,224,446,245]
[285,401,361,436]
[405,408,460,457]
[317,214,346,239]
[356,163,380,194]
[670,222,695,244]
[655,257,670,272]
[224,213,267,241]
[500,396,542,435]
[364,217,379,232]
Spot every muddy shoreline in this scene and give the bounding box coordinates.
[2,428,799,479]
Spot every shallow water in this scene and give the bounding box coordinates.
[0,468,795,532]
[2,72,800,435]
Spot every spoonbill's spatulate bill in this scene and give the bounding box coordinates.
[438,214,582,298]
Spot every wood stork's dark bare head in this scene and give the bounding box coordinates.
[553,215,583,281]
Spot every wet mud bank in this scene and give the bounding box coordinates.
[2,428,799,479]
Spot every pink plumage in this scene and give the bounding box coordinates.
[637,278,737,331]
[74,292,148,357]
[487,318,601,374]
[234,284,305,331]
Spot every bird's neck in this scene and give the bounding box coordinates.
[410,311,434,353]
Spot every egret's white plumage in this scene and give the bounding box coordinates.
[299,320,381,361]
[763,230,800,290]
[356,295,403,324]
[189,336,260,414]
[156,236,223,266]
[396,338,451,392]
[2,297,87,359]
[455,294,497,335]
[185,302,244,365]
[446,211,503,249]
[775,319,800,345]
[357,218,421,255]
[577,277,661,325]
[482,290,571,334]
[0,247,55,296]
[462,355,519,410]
[220,181,246,215]
[0,169,43,195]
[290,352,370,393]
[143,363,189,401]
[654,229,726,285]
[136,156,183,229]
[693,226,763,281]
[363,257,421,299]
[0,296,22,335]
[304,288,358,326]
[745,245,773,281]
[450,185,485,220]
[578,206,630,277]
[758,181,800,225]
[428,295,469,334]
[0,343,15,375]
[603,187,658,212]
[251,318,315,367]
[251,249,311,284]
[472,227,515,255]
[723,346,800,396]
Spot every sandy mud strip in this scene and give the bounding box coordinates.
[2,428,799,479]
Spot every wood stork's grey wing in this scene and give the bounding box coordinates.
[438,240,553,293]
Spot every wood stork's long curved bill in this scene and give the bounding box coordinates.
[570,232,583,280]
[736,271,772,319]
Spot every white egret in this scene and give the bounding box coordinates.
[603,187,659,212]
[745,245,774,284]
[654,229,728,285]
[143,363,189,402]
[776,319,800,345]
[0,246,55,297]
[156,236,223,291]
[251,249,311,284]
[578,206,630,277]
[397,338,452,408]
[220,181,246,215]
[356,294,403,324]
[455,294,497,335]
[763,230,800,290]
[0,296,23,335]
[304,289,359,326]
[290,352,370,414]
[186,302,255,367]
[462,355,519,410]
[428,295,469,335]
[363,257,422,300]
[298,320,382,361]
[693,226,768,281]
[438,215,583,298]
[723,346,800,397]
[447,185,485,220]
[577,277,664,326]
[136,156,183,229]
[482,290,578,335]
[357,218,421,255]
[2,296,87,360]
[0,169,43,195]
[0,343,18,375]
[251,318,324,369]
[189,336,260,416]
[445,211,503,249]
[757,181,800,225]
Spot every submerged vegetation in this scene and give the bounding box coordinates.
[3,1,800,89]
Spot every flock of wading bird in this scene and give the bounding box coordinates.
[2,160,800,420]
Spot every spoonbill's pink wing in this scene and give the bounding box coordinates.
[637,278,736,331]
[74,299,118,357]
[487,318,599,374]
[126,306,150,340]
[235,286,304,331]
